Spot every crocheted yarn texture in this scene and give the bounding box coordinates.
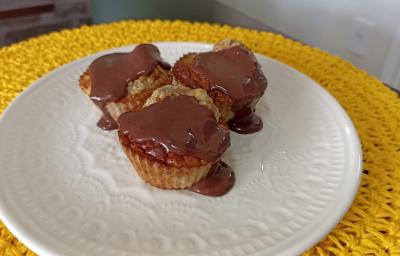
[0,20,399,256]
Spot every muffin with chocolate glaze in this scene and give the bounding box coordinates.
[172,39,267,134]
[79,44,172,130]
[117,86,230,189]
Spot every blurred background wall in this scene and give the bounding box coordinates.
[0,0,90,46]
[0,0,272,47]
[1,0,399,90]
[218,0,400,90]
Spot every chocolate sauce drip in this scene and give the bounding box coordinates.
[188,161,235,197]
[89,44,171,130]
[228,114,262,134]
[191,46,267,134]
[118,96,230,162]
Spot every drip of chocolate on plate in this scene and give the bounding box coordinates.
[89,44,171,130]
[190,46,267,134]
[118,96,235,196]
[188,161,235,197]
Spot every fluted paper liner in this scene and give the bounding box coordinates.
[121,143,212,189]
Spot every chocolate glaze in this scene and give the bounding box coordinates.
[188,161,235,197]
[89,44,171,130]
[118,95,230,162]
[227,100,263,134]
[191,46,267,134]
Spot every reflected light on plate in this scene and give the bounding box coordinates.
[259,162,264,172]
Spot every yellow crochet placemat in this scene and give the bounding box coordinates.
[1,20,400,256]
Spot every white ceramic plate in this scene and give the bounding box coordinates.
[0,42,361,256]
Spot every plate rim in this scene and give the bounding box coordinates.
[0,41,362,256]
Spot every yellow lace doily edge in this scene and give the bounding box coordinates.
[1,20,400,256]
